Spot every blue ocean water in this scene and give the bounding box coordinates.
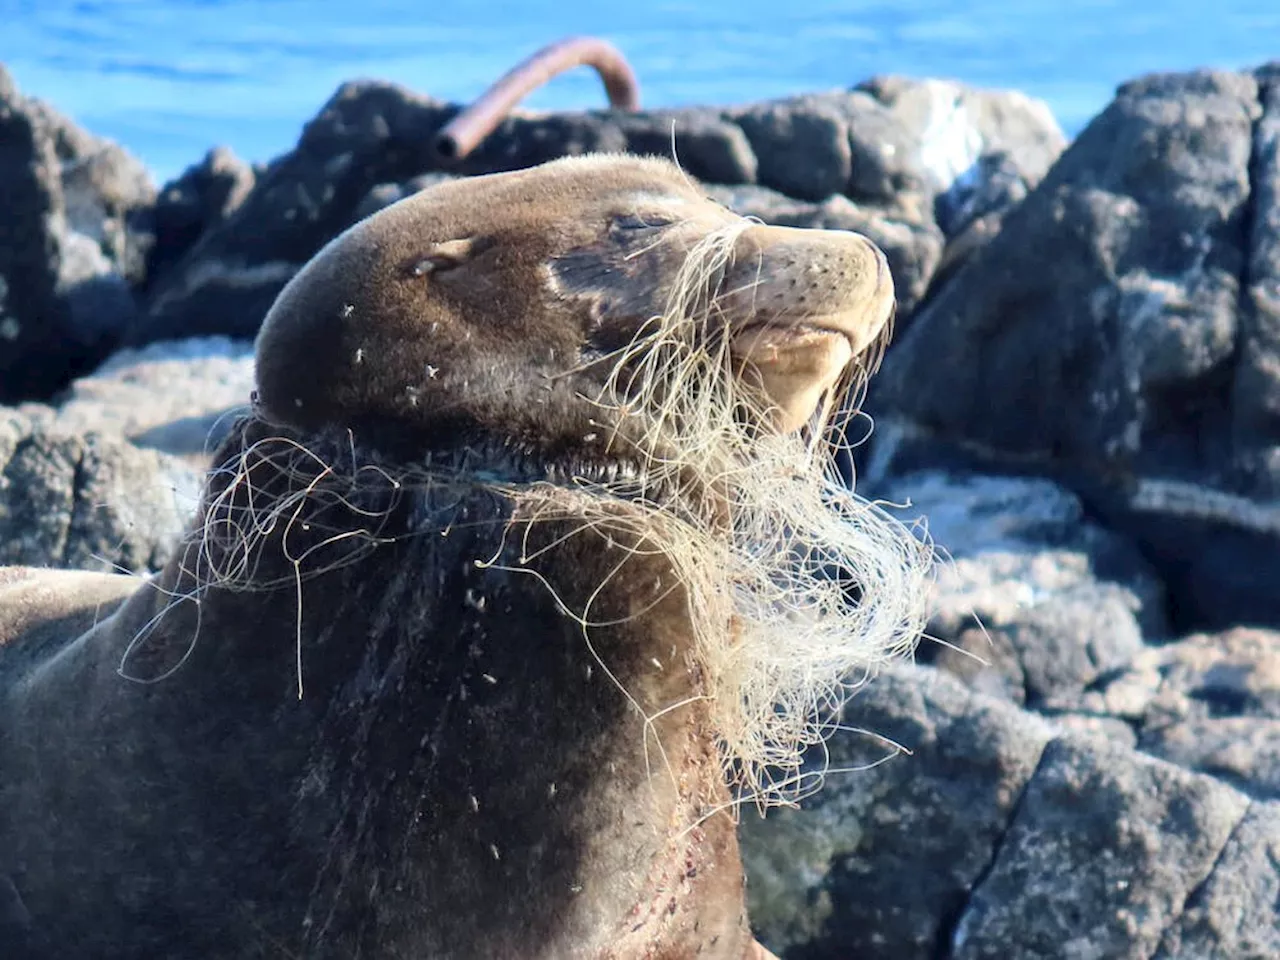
[2,0,1277,184]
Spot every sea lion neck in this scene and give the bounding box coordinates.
[228,406,699,518]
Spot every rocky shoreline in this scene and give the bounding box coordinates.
[2,61,1278,957]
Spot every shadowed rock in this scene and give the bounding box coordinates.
[742,665,1278,960]
[0,412,199,574]
[0,65,153,402]
[870,65,1280,629]
[871,470,1165,708]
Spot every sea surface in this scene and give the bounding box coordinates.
[2,0,1278,184]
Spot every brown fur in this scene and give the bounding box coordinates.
[0,155,898,958]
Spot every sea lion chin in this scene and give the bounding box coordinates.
[0,155,928,958]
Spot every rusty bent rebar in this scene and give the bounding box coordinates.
[433,35,640,162]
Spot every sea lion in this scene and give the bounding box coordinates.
[0,155,929,958]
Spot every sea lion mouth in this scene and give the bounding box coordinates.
[726,311,888,433]
[730,318,857,356]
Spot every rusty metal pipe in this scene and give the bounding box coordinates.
[433,36,640,162]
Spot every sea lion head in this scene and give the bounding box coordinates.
[255,154,895,446]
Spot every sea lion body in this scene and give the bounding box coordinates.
[0,155,913,958]
[3,471,750,957]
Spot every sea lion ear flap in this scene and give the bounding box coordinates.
[404,236,493,278]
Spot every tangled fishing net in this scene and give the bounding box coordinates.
[159,216,932,811]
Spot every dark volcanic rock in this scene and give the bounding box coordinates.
[741,666,1054,960]
[733,94,857,202]
[1144,719,1280,803]
[1082,627,1280,800]
[0,412,199,574]
[729,80,1064,232]
[352,172,457,222]
[855,76,1065,238]
[871,66,1280,629]
[950,734,1251,960]
[1154,800,1280,960]
[145,146,256,282]
[133,80,455,346]
[0,65,154,402]
[450,109,628,175]
[877,68,1259,476]
[742,666,1277,960]
[619,109,758,185]
[1235,66,1280,459]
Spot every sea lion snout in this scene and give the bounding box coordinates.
[723,225,892,348]
[718,224,895,431]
